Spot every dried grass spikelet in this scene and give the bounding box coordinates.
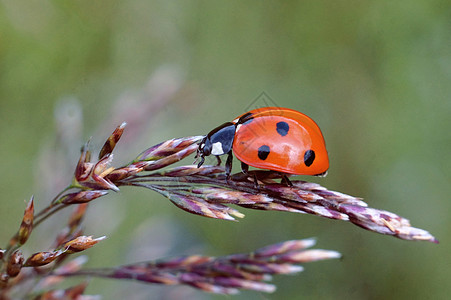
[79,123,437,243]
[24,236,106,267]
[17,198,34,246]
[53,239,341,295]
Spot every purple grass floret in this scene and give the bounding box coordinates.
[53,239,340,295]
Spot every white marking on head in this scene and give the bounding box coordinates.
[235,124,242,132]
[211,141,225,155]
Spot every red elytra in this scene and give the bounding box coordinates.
[232,107,329,175]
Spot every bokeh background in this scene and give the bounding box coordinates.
[1,1,450,299]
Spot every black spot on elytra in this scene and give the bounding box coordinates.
[276,121,289,136]
[258,145,270,160]
[304,150,315,167]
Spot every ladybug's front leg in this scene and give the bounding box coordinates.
[196,155,205,168]
[225,151,233,180]
[215,156,222,166]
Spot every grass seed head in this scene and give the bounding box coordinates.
[7,250,24,277]
[18,197,34,245]
[63,236,106,254]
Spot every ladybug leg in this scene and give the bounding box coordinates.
[281,174,293,187]
[241,162,259,188]
[252,174,259,189]
[216,156,222,166]
[240,162,249,174]
[197,155,205,168]
[225,151,233,180]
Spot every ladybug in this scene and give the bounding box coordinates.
[196,107,329,182]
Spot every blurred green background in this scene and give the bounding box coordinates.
[1,1,450,299]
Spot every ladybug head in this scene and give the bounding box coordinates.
[196,122,236,168]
